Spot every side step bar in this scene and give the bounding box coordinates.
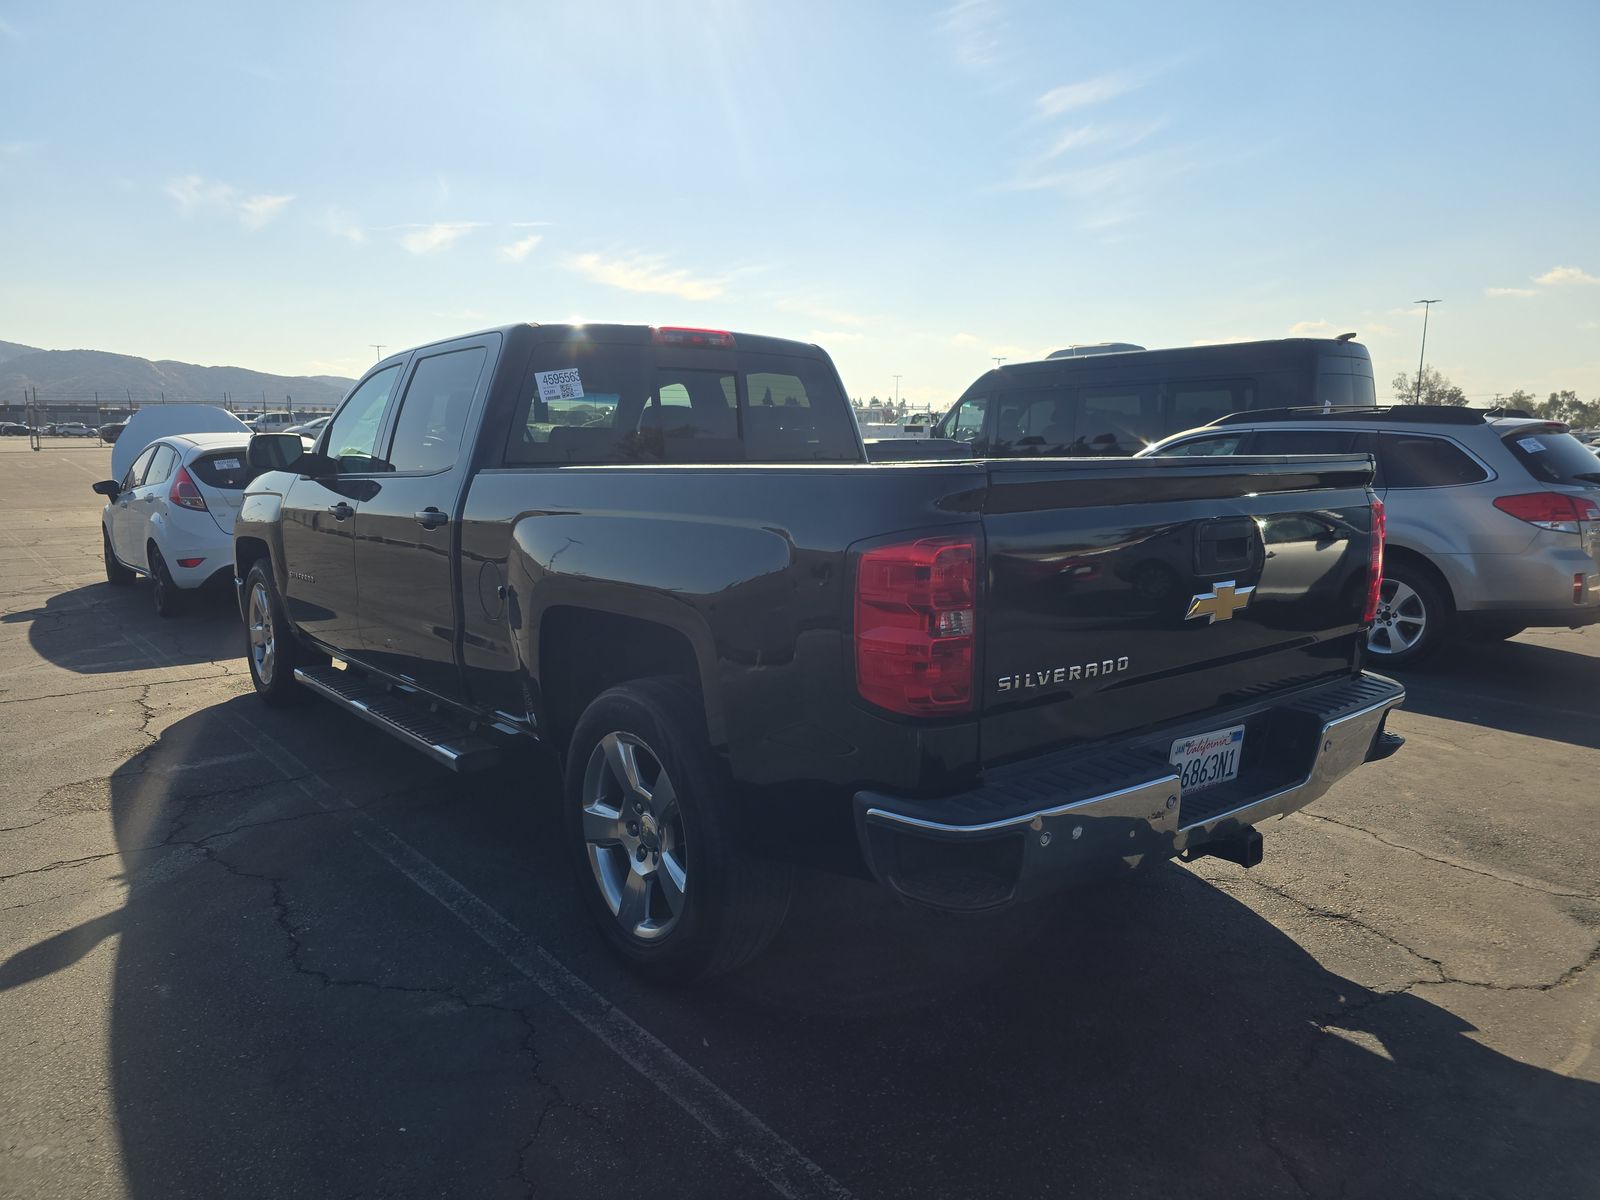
[293,666,501,772]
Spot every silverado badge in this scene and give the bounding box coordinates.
[1185,580,1255,624]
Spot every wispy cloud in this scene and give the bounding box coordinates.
[567,252,725,301]
[776,298,868,326]
[1535,265,1599,287]
[1036,71,1143,116]
[498,233,543,263]
[0,16,19,39]
[323,208,365,245]
[941,0,1007,72]
[1043,118,1166,160]
[809,329,865,344]
[1287,319,1353,338]
[165,174,294,229]
[950,332,980,347]
[1485,286,1536,298]
[398,221,483,255]
[238,193,295,230]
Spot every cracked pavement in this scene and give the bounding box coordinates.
[2,441,1598,1199]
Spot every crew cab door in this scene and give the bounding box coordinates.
[279,361,404,648]
[352,337,494,699]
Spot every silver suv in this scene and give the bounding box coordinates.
[1140,406,1600,666]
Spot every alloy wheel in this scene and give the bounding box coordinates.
[1367,577,1427,655]
[580,732,688,940]
[248,582,276,685]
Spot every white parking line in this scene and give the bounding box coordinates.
[120,631,852,1200]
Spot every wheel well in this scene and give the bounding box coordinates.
[1384,545,1456,613]
[538,607,704,756]
[235,536,270,580]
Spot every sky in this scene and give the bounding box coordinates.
[1,0,1597,410]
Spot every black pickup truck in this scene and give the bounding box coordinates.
[235,323,1404,980]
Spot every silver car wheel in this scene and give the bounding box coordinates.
[248,582,276,685]
[1368,577,1426,655]
[581,731,687,941]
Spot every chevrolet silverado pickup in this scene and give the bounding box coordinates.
[234,323,1405,980]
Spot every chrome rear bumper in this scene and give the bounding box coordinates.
[854,672,1405,911]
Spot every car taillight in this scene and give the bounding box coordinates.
[855,536,977,716]
[1362,497,1385,625]
[169,465,208,511]
[1492,491,1599,534]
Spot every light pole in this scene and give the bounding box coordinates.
[892,375,902,405]
[992,356,1006,369]
[371,343,386,360]
[1412,300,1439,403]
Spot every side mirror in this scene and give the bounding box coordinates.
[91,479,120,499]
[247,432,310,474]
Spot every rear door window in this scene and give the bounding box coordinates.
[1370,433,1490,488]
[1501,429,1600,487]
[143,444,179,486]
[992,388,1072,454]
[1247,429,1361,455]
[1154,433,1246,456]
[189,450,260,490]
[1167,380,1255,431]
[1076,386,1159,455]
[385,347,488,473]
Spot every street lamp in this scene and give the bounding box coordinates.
[1412,300,1440,403]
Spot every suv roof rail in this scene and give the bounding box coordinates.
[1205,404,1488,428]
[1481,405,1535,419]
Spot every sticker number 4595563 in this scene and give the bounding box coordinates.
[536,368,585,402]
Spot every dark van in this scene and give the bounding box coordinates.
[932,337,1377,457]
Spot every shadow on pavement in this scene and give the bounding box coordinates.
[2,696,1592,1198]
[1396,635,1599,750]
[0,581,240,675]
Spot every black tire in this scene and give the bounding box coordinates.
[103,528,134,586]
[148,544,184,618]
[242,560,311,706]
[1366,559,1450,668]
[564,677,792,983]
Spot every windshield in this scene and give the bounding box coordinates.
[1502,428,1600,486]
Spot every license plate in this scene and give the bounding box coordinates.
[1170,724,1245,793]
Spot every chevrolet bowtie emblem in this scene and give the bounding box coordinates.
[1185,580,1255,624]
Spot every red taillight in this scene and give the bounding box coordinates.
[651,326,736,349]
[855,536,977,716]
[169,465,208,511]
[1362,497,1385,625]
[1492,491,1599,534]
[176,557,205,568]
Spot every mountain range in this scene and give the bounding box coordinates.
[0,340,356,410]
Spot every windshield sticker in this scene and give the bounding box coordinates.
[1517,436,1546,453]
[536,368,585,403]
[213,457,242,470]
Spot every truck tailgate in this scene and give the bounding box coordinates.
[978,455,1377,765]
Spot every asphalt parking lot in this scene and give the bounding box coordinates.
[1,438,1597,1200]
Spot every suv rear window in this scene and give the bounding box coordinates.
[506,344,859,465]
[1501,428,1600,487]
[189,449,260,489]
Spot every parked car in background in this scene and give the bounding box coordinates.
[932,336,1376,457]
[99,419,128,444]
[251,411,299,433]
[232,321,1404,981]
[53,422,97,438]
[1141,406,1600,665]
[93,433,260,616]
[1,422,35,436]
[284,415,329,437]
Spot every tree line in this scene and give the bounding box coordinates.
[1391,369,1600,428]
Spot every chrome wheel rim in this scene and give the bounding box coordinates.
[1368,578,1426,655]
[581,732,687,941]
[248,582,276,684]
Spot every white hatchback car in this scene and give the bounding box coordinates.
[94,433,257,616]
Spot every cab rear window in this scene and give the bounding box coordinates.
[1502,429,1600,487]
[189,450,260,489]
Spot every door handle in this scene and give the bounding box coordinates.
[414,508,449,530]
[328,502,354,521]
